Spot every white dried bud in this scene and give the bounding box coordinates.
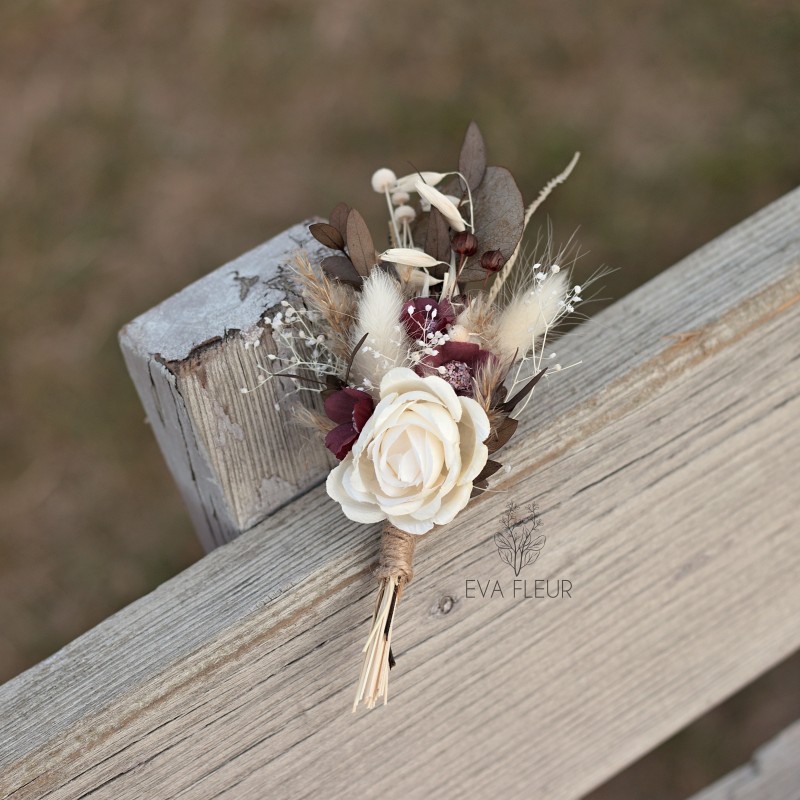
[381,248,443,268]
[394,205,416,223]
[394,171,447,193]
[414,180,466,232]
[448,324,472,342]
[391,190,410,206]
[371,168,397,193]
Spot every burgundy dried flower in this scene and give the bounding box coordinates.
[480,249,505,273]
[400,297,456,340]
[416,340,496,396]
[324,388,375,460]
[451,231,478,257]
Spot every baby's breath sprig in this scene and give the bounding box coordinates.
[241,300,346,405]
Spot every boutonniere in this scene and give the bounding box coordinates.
[258,123,590,710]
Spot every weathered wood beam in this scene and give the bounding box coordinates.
[688,719,800,800]
[119,222,336,551]
[1,188,799,799]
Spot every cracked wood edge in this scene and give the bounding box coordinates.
[687,719,800,800]
[118,220,336,550]
[0,188,798,799]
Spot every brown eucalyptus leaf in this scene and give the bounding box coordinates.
[309,222,344,251]
[346,209,377,277]
[424,207,452,262]
[321,255,363,288]
[475,459,502,482]
[325,374,346,393]
[486,415,519,454]
[460,166,524,284]
[329,202,351,242]
[500,367,548,413]
[471,479,489,498]
[459,121,487,192]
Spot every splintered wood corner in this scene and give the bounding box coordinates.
[1,189,799,800]
[117,220,336,551]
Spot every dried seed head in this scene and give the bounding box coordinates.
[394,171,447,193]
[451,231,478,257]
[480,250,506,273]
[394,205,417,224]
[391,190,410,206]
[415,180,466,232]
[371,168,397,193]
[380,247,443,268]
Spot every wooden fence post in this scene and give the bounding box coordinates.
[119,221,335,550]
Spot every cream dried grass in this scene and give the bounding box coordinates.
[293,254,358,360]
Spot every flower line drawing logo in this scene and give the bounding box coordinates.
[495,502,545,575]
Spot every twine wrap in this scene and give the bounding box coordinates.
[375,524,416,587]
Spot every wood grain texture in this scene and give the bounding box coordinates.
[119,222,336,550]
[688,719,800,800]
[1,188,799,800]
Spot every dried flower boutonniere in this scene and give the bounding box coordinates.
[254,123,591,710]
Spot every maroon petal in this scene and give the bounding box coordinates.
[324,388,359,424]
[401,297,456,339]
[440,340,482,363]
[325,423,359,460]
[352,395,374,432]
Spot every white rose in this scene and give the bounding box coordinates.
[326,367,491,535]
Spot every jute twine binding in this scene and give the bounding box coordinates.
[375,524,416,587]
[353,523,419,711]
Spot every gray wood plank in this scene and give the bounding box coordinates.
[118,221,336,550]
[687,720,800,800]
[1,187,799,800]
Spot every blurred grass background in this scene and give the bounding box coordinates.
[1,1,799,795]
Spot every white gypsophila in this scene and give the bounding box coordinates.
[326,368,490,535]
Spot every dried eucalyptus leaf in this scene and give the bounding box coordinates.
[309,222,345,251]
[500,368,548,413]
[424,207,452,262]
[321,255,363,288]
[460,166,524,284]
[329,202,351,242]
[346,209,377,277]
[475,459,502,482]
[471,479,489,498]
[459,121,487,191]
[486,415,519,453]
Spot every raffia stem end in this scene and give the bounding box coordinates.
[353,524,417,712]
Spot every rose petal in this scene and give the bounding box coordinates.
[326,461,385,524]
[432,483,473,526]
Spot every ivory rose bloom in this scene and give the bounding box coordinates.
[326,368,491,535]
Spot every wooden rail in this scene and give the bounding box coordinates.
[1,188,799,799]
[688,719,800,800]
